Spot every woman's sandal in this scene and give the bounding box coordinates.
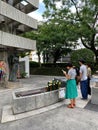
[68,103,76,107]
[67,104,74,108]
[73,104,76,107]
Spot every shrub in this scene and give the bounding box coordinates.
[20,72,27,78]
[30,67,67,76]
[30,61,40,68]
[41,63,68,68]
[71,48,95,67]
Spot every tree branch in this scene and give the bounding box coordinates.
[71,0,81,20]
[90,33,96,50]
[80,37,91,49]
[93,11,98,28]
[71,0,93,31]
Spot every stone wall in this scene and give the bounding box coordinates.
[12,88,65,114]
[91,76,98,105]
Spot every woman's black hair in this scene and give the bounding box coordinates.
[66,63,73,67]
[79,59,85,64]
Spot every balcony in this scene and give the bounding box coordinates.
[1,0,39,9]
[26,0,39,8]
[0,31,36,50]
[0,1,37,29]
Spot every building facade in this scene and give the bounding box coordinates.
[0,0,39,81]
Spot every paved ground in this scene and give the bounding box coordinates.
[0,75,98,130]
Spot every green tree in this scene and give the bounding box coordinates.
[71,48,95,67]
[40,21,75,63]
[21,29,43,66]
[43,0,98,63]
[22,22,73,64]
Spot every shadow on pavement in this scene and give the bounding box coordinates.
[84,100,98,112]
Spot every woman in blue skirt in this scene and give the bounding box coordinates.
[62,63,78,108]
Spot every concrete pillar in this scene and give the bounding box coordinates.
[19,56,30,77]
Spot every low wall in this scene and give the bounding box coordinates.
[12,87,65,114]
[91,87,98,105]
[91,76,98,105]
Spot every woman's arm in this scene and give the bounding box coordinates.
[62,70,70,79]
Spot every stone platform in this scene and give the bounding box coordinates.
[12,88,64,114]
[1,88,91,123]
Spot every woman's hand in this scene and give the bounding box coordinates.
[62,70,66,75]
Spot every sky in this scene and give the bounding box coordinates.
[28,0,64,21]
[28,0,76,21]
[29,0,45,21]
[29,0,84,49]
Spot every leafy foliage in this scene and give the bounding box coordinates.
[30,61,40,68]
[43,0,98,63]
[71,48,95,67]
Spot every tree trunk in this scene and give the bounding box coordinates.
[43,52,45,63]
[38,54,41,67]
[95,55,98,64]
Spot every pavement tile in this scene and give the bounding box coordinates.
[0,75,98,130]
[1,105,15,123]
[1,101,65,123]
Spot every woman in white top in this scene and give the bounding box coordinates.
[63,63,78,108]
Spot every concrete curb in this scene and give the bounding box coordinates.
[1,100,65,123]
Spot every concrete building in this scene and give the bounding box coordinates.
[0,0,39,81]
[30,51,43,63]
